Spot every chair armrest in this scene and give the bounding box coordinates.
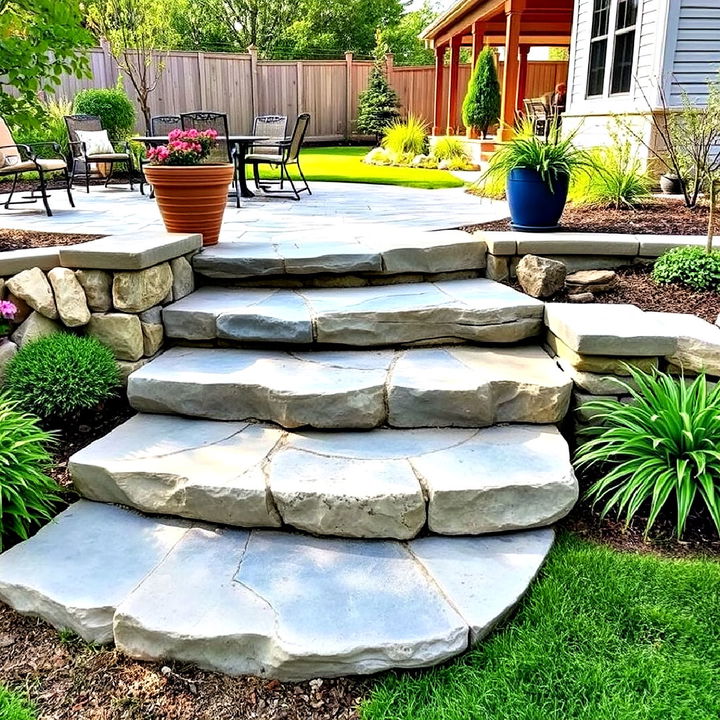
[24,141,64,160]
[0,143,32,159]
[68,140,88,158]
[112,140,132,155]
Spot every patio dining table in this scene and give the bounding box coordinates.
[133,135,270,198]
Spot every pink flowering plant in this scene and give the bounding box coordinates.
[0,299,17,338]
[147,128,219,165]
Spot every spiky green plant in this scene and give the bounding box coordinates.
[462,47,500,138]
[0,397,60,551]
[575,367,720,538]
[381,114,428,158]
[432,136,469,161]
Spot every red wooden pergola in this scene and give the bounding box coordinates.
[420,0,573,140]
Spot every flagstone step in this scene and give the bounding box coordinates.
[192,229,486,280]
[0,501,554,680]
[127,345,572,429]
[162,278,544,346]
[69,415,578,538]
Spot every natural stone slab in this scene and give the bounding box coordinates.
[60,233,202,270]
[70,415,282,527]
[474,231,516,255]
[192,242,285,279]
[115,527,468,680]
[128,347,392,428]
[88,313,143,361]
[170,256,194,301]
[76,269,112,312]
[557,358,636,395]
[545,331,658,375]
[646,312,720,376]
[637,235,706,258]
[0,247,60,275]
[10,311,62,347]
[48,267,91,327]
[412,425,577,534]
[566,269,617,293]
[544,303,676,356]
[0,340,17,384]
[141,322,164,356]
[485,254,510,281]
[113,263,173,313]
[0,501,189,643]
[515,234,639,256]
[388,345,572,427]
[6,267,57,319]
[409,529,554,641]
[277,236,381,275]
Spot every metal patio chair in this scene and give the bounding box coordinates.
[140,114,181,197]
[251,114,287,153]
[246,113,311,201]
[65,114,135,192]
[0,116,74,216]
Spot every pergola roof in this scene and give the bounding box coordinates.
[421,0,574,48]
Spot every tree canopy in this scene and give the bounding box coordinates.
[462,47,500,137]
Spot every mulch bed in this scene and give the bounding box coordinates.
[0,228,104,252]
[552,264,720,323]
[467,198,710,235]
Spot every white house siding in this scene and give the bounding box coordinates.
[669,0,720,105]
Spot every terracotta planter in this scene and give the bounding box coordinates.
[144,164,235,246]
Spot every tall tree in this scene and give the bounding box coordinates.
[0,0,93,130]
[356,40,400,141]
[378,2,437,66]
[462,47,500,137]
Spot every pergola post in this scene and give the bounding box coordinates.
[446,35,462,135]
[471,20,485,68]
[432,44,447,135]
[499,0,524,140]
[517,44,530,113]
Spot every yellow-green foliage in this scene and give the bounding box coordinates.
[432,137,469,161]
[381,114,428,157]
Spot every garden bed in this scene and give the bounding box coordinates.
[469,198,709,235]
[0,229,103,252]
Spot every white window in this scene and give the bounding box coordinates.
[586,0,638,98]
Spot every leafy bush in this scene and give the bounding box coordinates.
[575,368,720,538]
[382,114,428,158]
[462,47,500,137]
[571,141,651,209]
[72,83,136,139]
[4,334,121,422]
[0,397,60,551]
[356,60,400,142]
[13,98,73,157]
[432,137,469,162]
[652,245,720,291]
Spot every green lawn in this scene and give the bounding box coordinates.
[362,533,720,720]
[0,686,35,720]
[249,145,465,190]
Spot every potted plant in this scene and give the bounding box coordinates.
[486,124,586,231]
[144,128,234,246]
[660,172,683,195]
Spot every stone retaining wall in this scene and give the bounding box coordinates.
[0,233,201,384]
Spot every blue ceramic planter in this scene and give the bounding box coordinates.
[506,168,569,231]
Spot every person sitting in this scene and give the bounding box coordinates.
[551,83,567,114]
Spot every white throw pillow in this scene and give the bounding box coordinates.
[76,129,114,156]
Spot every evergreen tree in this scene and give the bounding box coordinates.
[356,46,400,143]
[462,47,500,138]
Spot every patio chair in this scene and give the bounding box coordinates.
[140,114,181,197]
[0,116,74,216]
[65,114,135,192]
[180,111,240,207]
[246,113,311,201]
[251,115,287,153]
[523,99,549,139]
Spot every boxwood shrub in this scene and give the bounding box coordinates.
[72,85,136,139]
[652,245,720,291]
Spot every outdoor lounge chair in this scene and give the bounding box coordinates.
[0,116,74,216]
[246,113,311,201]
[139,114,182,197]
[65,114,135,192]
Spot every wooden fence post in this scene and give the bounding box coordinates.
[248,44,258,119]
[297,60,304,115]
[197,52,207,109]
[345,51,353,140]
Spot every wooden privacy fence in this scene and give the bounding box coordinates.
[54,47,568,141]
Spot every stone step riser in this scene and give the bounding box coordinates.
[127,345,572,430]
[0,501,554,681]
[69,415,578,539]
[162,279,544,347]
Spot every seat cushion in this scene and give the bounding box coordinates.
[76,129,114,155]
[0,157,67,174]
[86,153,131,162]
[245,153,283,164]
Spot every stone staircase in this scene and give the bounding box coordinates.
[0,228,578,681]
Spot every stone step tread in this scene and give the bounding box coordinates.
[70,415,578,538]
[0,500,554,680]
[192,229,486,278]
[127,345,572,429]
[163,278,544,346]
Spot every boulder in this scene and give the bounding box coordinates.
[88,313,144,361]
[112,263,173,313]
[141,322,164,356]
[6,294,31,323]
[170,256,194,301]
[139,305,162,324]
[0,278,5,300]
[6,267,57,319]
[10,312,62,348]
[0,340,17,384]
[516,255,566,298]
[566,269,617,294]
[76,270,112,312]
[48,268,91,327]
[567,291,595,303]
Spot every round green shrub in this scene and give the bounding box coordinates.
[0,397,60,551]
[652,245,720,291]
[4,333,121,422]
[72,86,136,139]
